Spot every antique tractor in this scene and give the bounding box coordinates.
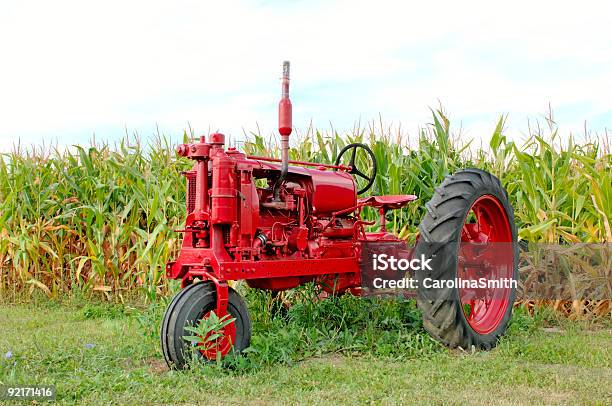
[161,62,518,368]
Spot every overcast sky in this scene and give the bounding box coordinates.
[1,0,611,151]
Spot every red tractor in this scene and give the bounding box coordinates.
[161,62,518,368]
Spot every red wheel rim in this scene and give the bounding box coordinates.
[196,311,237,360]
[458,195,513,335]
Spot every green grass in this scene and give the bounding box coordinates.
[1,298,610,405]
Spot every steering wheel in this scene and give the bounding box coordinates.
[334,143,377,195]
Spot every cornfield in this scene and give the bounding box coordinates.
[1,111,610,308]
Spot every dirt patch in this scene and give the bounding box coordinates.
[541,327,565,334]
[124,357,169,374]
[299,353,346,367]
[146,357,170,374]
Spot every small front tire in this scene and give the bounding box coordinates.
[160,281,251,369]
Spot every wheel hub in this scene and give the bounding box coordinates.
[197,310,237,360]
[459,195,514,335]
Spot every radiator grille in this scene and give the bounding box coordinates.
[186,171,196,214]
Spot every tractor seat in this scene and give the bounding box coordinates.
[358,194,417,210]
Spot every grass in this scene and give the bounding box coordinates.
[1,295,611,405]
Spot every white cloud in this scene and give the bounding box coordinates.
[1,0,611,151]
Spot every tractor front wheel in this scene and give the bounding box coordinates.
[161,281,252,369]
[415,169,518,350]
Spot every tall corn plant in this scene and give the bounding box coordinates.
[1,110,610,300]
[0,135,192,301]
[492,122,611,243]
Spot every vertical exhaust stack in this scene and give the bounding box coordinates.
[275,60,292,201]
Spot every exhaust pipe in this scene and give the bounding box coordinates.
[274,60,292,201]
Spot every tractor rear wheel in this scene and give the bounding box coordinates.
[161,281,251,369]
[415,169,518,350]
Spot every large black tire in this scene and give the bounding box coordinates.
[161,282,252,369]
[415,168,518,350]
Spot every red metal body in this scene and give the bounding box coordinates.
[165,60,415,327]
[166,135,416,300]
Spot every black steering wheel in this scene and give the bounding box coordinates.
[334,143,377,194]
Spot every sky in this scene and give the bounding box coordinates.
[1,0,611,152]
